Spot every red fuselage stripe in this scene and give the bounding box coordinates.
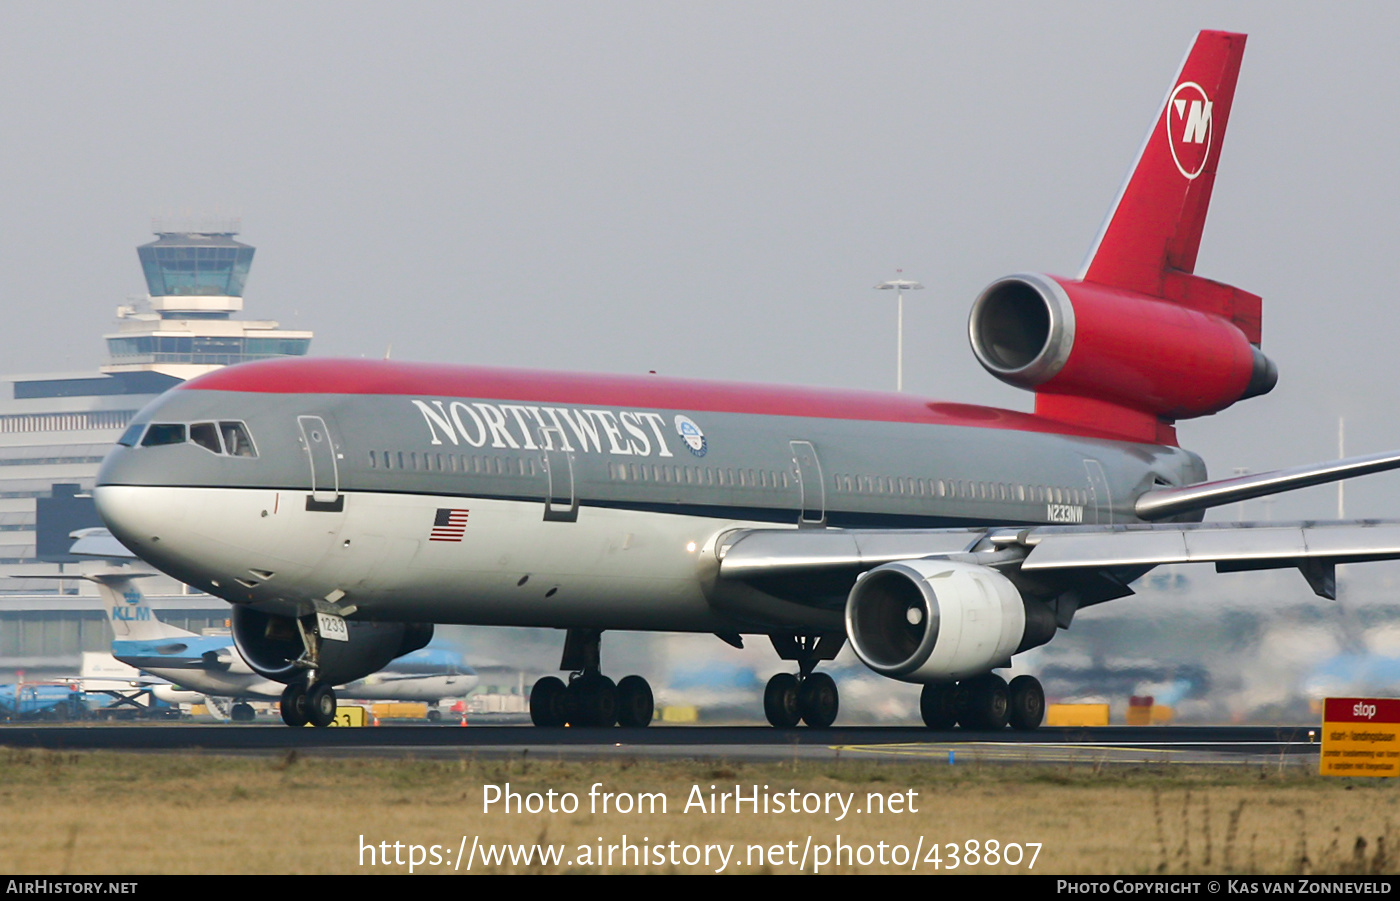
[183,358,1141,443]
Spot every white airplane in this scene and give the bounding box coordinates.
[91,30,1400,730]
[90,567,476,722]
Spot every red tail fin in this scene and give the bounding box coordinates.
[969,31,1275,445]
[1078,31,1258,341]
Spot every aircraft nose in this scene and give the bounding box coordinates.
[92,484,188,559]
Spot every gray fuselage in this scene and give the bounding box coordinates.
[93,359,1206,634]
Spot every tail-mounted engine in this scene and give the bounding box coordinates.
[231,607,433,686]
[844,560,1056,683]
[962,31,1273,444]
[969,273,1276,444]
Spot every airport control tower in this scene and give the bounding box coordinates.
[102,219,311,380]
[0,220,314,678]
[0,219,313,567]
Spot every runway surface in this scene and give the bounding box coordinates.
[0,722,1324,766]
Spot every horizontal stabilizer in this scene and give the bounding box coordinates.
[68,527,138,559]
[1134,449,1400,520]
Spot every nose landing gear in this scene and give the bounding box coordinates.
[278,617,340,728]
[279,679,338,728]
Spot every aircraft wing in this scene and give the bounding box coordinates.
[1012,521,1400,572]
[717,520,1400,603]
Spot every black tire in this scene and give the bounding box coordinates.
[1008,675,1045,731]
[797,672,839,728]
[920,682,958,729]
[616,675,654,728]
[958,673,1009,731]
[529,676,568,727]
[280,682,308,728]
[232,703,255,723]
[307,683,337,728]
[568,674,618,727]
[763,673,801,728]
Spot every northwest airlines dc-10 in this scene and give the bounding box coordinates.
[92,31,1400,729]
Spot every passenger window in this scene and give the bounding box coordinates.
[190,422,223,454]
[220,422,257,457]
[141,423,187,447]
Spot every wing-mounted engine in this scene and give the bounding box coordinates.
[844,560,1056,683]
[231,607,433,686]
[969,273,1275,444]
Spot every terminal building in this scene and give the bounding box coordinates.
[0,222,312,681]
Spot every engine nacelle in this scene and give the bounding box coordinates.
[231,607,433,686]
[845,560,1056,683]
[969,273,1275,436]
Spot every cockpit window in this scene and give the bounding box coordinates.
[130,420,258,457]
[220,421,257,457]
[189,422,223,454]
[141,423,187,447]
[117,423,146,447]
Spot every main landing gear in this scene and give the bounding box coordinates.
[529,628,655,728]
[763,633,844,728]
[280,679,339,728]
[919,673,1044,731]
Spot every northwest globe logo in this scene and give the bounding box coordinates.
[674,415,707,457]
[1166,81,1212,180]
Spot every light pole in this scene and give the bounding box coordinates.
[875,275,924,392]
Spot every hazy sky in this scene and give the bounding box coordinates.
[3,2,1400,518]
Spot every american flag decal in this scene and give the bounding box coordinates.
[430,508,470,542]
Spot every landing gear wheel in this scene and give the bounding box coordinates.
[797,672,839,728]
[920,683,958,730]
[307,683,337,728]
[958,673,1010,731]
[616,675,654,728]
[529,676,568,727]
[1008,675,1045,731]
[763,673,801,728]
[231,702,256,722]
[280,682,308,728]
[568,674,618,727]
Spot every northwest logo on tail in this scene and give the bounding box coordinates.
[1167,81,1213,179]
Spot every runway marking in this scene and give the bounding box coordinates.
[833,742,1213,763]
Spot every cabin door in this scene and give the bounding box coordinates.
[790,440,826,527]
[298,415,343,511]
[539,426,578,522]
[1084,459,1112,524]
